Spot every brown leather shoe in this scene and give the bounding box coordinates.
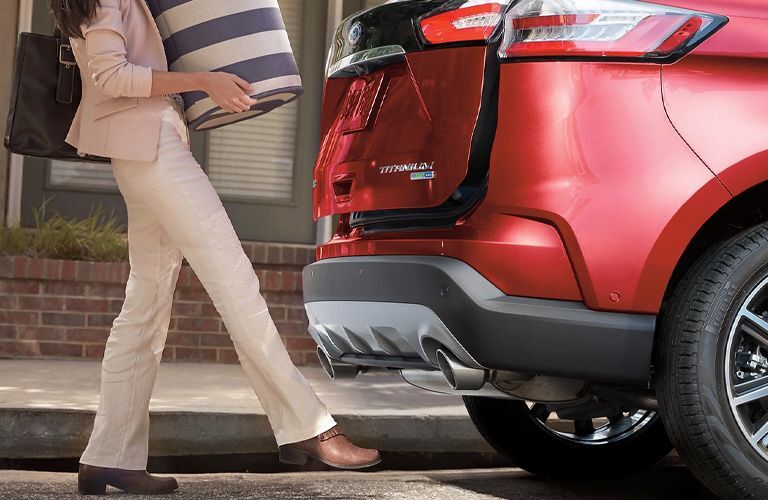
[278,425,381,470]
[78,463,179,495]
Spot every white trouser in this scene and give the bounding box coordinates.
[79,98,336,470]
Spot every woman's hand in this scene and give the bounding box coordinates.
[198,71,257,113]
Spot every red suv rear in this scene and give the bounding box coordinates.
[303,1,768,496]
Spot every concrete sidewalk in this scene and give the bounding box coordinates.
[0,360,492,459]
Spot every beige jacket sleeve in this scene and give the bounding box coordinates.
[79,0,153,98]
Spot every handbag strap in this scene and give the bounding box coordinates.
[53,24,78,105]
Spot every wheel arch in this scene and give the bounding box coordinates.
[659,179,768,311]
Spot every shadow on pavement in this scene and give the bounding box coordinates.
[431,464,717,500]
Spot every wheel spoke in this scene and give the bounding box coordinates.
[741,310,768,347]
[733,375,768,406]
[530,403,551,423]
[749,415,768,447]
[607,414,625,425]
[574,419,595,437]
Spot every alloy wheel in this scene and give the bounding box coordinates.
[528,402,658,446]
[725,274,768,462]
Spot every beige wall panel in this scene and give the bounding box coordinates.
[0,0,20,224]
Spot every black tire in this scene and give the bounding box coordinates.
[463,396,672,480]
[655,223,768,499]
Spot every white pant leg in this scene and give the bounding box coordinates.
[99,100,336,455]
[80,155,184,469]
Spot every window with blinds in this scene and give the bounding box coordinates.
[49,159,117,191]
[205,0,304,202]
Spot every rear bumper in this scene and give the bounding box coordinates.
[303,256,656,385]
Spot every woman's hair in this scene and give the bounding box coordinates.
[48,0,102,40]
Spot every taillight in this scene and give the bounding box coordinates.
[420,0,511,45]
[497,0,726,62]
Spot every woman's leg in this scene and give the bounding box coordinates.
[80,182,183,470]
[110,106,337,447]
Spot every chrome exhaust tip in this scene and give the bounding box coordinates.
[435,348,486,390]
[316,347,362,380]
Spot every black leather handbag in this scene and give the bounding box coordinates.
[3,26,110,163]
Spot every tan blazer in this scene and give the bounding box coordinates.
[65,0,174,162]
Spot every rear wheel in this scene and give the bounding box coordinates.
[463,396,672,480]
[655,223,768,499]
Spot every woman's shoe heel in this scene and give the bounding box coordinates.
[78,477,107,495]
[278,446,309,465]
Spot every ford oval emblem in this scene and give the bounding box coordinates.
[348,22,363,46]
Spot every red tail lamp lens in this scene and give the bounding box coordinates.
[421,1,510,45]
[498,0,725,61]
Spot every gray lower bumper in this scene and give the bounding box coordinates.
[303,256,656,385]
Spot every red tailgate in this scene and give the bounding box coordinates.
[313,46,487,220]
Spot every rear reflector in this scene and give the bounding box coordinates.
[420,0,511,45]
[498,0,726,62]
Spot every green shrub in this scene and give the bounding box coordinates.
[0,196,128,262]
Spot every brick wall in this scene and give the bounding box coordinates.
[0,242,320,365]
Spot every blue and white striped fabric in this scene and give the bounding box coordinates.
[146,0,303,131]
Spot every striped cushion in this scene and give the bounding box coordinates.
[146,0,302,131]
